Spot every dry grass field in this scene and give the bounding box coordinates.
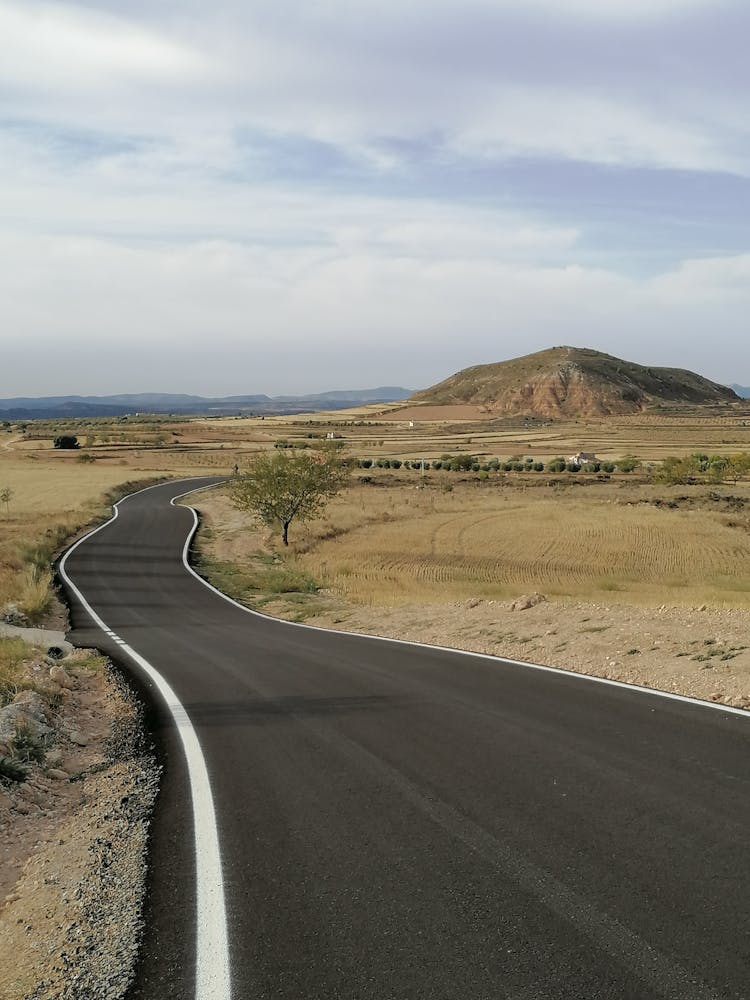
[193,477,750,611]
[2,405,750,627]
[0,420,236,617]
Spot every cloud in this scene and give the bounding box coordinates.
[483,0,732,19]
[451,88,743,174]
[0,2,206,93]
[1,0,747,177]
[1,212,747,394]
[0,1,747,395]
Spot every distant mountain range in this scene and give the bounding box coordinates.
[730,384,750,398]
[0,387,411,420]
[412,346,739,418]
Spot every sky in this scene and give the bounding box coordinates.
[1,0,749,396]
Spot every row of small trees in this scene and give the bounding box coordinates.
[356,452,750,479]
[227,447,750,547]
[355,455,630,474]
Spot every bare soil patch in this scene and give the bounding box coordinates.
[378,404,490,422]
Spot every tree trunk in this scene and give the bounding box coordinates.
[282,521,289,546]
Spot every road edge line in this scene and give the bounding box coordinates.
[59,478,232,1000]
[175,483,748,721]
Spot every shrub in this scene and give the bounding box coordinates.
[617,455,640,473]
[391,459,402,469]
[566,462,581,473]
[53,435,79,449]
[18,566,52,621]
[533,462,545,472]
[360,458,372,469]
[0,756,28,784]
[10,722,46,765]
[442,453,476,471]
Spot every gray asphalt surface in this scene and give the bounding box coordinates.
[60,478,750,1000]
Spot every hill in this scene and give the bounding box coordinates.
[410,347,738,418]
[731,384,750,399]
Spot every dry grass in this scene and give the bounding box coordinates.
[307,482,750,608]
[16,567,53,621]
[192,478,750,611]
[0,637,33,707]
[0,421,222,616]
[3,406,750,621]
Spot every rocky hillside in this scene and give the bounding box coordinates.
[411,346,738,418]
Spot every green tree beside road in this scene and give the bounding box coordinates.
[230,446,349,546]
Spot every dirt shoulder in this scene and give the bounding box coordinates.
[0,642,158,1000]
[259,595,750,709]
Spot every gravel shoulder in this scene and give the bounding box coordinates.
[0,644,158,1000]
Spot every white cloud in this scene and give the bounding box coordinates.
[452,87,743,174]
[0,213,746,394]
[488,0,732,19]
[0,1,206,91]
[0,1,747,394]
[0,0,747,176]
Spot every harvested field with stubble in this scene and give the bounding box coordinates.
[194,478,750,610]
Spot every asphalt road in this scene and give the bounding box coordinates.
[60,478,750,1000]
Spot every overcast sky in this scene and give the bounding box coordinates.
[1,0,749,396]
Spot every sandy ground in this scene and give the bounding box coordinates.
[264,594,750,709]
[378,404,491,422]
[0,648,158,1000]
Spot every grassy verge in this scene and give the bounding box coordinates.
[193,551,324,621]
[0,476,170,624]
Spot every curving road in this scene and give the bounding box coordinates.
[59,478,750,1000]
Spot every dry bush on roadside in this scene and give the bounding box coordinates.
[17,566,53,621]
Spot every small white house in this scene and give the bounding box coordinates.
[569,452,599,465]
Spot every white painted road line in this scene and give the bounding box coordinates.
[175,484,748,721]
[59,479,232,1000]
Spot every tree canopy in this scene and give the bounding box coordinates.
[229,446,349,545]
